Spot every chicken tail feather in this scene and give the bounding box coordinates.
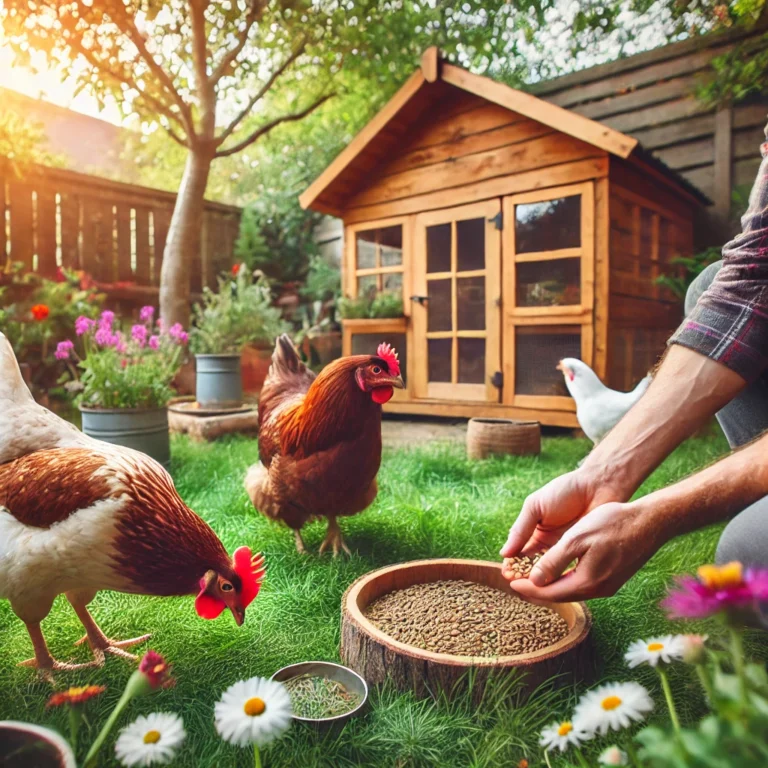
[272,333,303,375]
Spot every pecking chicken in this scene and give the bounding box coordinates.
[557,357,651,444]
[0,333,264,679]
[245,334,404,556]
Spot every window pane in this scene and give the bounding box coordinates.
[428,338,452,382]
[515,326,581,396]
[357,274,378,297]
[382,272,403,293]
[356,232,377,269]
[427,223,451,273]
[378,226,402,250]
[516,258,581,307]
[515,196,581,254]
[351,332,407,382]
[456,218,485,272]
[458,338,485,384]
[427,278,452,332]
[457,276,485,330]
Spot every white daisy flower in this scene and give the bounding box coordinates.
[573,681,654,735]
[114,712,185,767]
[598,745,628,765]
[624,635,685,668]
[539,719,590,752]
[214,677,293,748]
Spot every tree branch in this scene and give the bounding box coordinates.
[164,124,190,148]
[215,39,308,146]
[215,92,334,158]
[210,0,266,84]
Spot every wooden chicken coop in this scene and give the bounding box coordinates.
[300,49,706,427]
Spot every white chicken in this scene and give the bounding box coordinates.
[557,358,651,444]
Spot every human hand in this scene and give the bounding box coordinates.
[500,470,624,560]
[506,501,662,602]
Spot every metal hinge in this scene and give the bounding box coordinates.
[489,211,503,230]
[491,371,504,389]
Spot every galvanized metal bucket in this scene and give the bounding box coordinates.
[195,353,243,409]
[79,406,170,466]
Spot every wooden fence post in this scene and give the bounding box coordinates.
[713,104,733,226]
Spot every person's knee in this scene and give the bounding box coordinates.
[685,260,723,316]
[716,497,768,567]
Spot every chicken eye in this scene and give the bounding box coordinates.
[221,582,234,592]
[372,366,382,374]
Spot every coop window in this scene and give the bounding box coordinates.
[514,325,581,397]
[515,196,580,254]
[354,225,404,299]
[516,259,581,307]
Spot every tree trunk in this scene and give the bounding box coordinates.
[159,148,213,328]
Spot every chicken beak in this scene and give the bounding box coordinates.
[391,374,405,390]
[555,360,565,373]
[230,606,245,626]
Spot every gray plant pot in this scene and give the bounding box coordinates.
[80,406,170,466]
[195,353,243,409]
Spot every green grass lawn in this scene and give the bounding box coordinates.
[0,429,761,767]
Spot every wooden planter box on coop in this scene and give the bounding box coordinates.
[300,48,707,427]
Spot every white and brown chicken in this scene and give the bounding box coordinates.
[0,333,264,679]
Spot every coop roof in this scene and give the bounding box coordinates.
[300,48,708,216]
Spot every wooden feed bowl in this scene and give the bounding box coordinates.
[466,418,541,459]
[341,559,594,702]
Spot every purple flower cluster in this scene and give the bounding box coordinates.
[75,316,96,336]
[139,305,154,323]
[55,340,74,361]
[168,322,189,345]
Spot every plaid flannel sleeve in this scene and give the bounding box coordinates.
[669,121,768,384]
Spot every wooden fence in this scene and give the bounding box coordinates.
[0,162,241,299]
[532,22,768,239]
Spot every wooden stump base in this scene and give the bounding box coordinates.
[341,559,596,703]
[169,408,259,442]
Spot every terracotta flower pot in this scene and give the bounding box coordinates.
[240,344,272,395]
[301,331,342,369]
[0,722,77,768]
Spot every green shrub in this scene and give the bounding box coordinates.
[338,291,404,320]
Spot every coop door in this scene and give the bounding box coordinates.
[412,200,501,402]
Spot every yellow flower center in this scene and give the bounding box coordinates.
[143,730,162,745]
[67,687,88,696]
[244,697,267,716]
[647,642,664,652]
[601,695,623,711]
[557,722,573,737]
[698,562,743,590]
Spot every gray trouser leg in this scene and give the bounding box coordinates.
[685,262,768,449]
[686,265,768,569]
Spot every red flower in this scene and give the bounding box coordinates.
[47,685,106,708]
[231,263,241,276]
[55,267,67,283]
[139,650,173,689]
[31,304,50,321]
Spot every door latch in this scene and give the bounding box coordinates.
[489,212,503,230]
[410,295,429,305]
[491,371,504,389]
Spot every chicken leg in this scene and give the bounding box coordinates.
[67,592,150,666]
[18,622,97,683]
[294,529,308,554]
[318,517,351,557]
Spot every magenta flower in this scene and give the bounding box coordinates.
[75,316,96,336]
[131,324,148,346]
[663,562,768,619]
[139,305,155,323]
[149,335,160,350]
[99,310,115,328]
[94,326,119,347]
[55,340,74,360]
[168,322,189,345]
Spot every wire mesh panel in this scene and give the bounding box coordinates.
[515,326,581,397]
[351,332,407,382]
[608,327,668,392]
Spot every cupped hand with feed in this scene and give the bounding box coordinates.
[499,469,626,562]
[505,501,664,603]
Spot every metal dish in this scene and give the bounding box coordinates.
[167,401,255,417]
[271,661,368,725]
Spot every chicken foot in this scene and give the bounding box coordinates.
[318,517,351,557]
[68,597,150,666]
[294,529,308,555]
[18,622,97,683]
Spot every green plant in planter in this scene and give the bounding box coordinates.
[57,307,188,410]
[189,268,288,355]
[338,290,404,320]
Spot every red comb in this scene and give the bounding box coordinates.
[233,547,265,608]
[376,342,400,376]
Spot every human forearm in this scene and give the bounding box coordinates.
[580,344,746,500]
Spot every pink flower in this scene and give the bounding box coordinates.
[139,305,155,323]
[663,562,768,619]
[149,335,160,350]
[99,310,115,328]
[94,327,119,347]
[75,316,95,336]
[138,650,173,689]
[55,340,74,360]
[168,322,188,345]
[131,324,148,346]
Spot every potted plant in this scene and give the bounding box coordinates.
[190,266,287,407]
[338,289,404,321]
[0,722,77,768]
[296,255,342,369]
[56,307,187,466]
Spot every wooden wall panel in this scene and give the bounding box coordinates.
[8,182,34,269]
